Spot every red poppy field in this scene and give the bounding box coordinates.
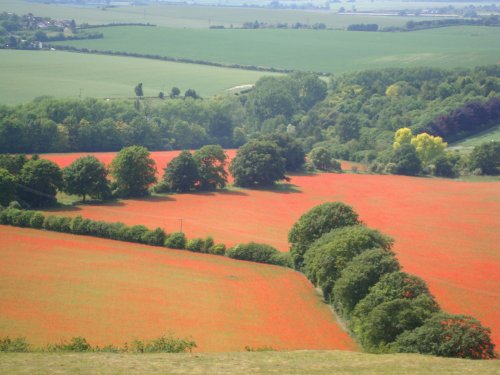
[0,226,357,351]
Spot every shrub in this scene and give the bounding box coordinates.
[209,243,226,256]
[141,228,166,246]
[47,337,93,352]
[392,313,497,359]
[0,337,29,352]
[186,238,204,252]
[70,215,91,235]
[202,236,214,252]
[164,232,186,249]
[43,215,71,232]
[226,242,286,266]
[143,335,197,353]
[29,211,45,229]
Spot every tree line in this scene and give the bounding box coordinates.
[0,66,498,177]
[288,202,496,359]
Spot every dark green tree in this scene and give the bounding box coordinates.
[193,145,228,190]
[469,141,499,175]
[0,168,17,206]
[184,89,199,99]
[303,225,394,297]
[170,87,181,98]
[259,133,305,171]
[229,140,286,187]
[389,143,421,176]
[18,158,63,207]
[134,83,143,97]
[163,151,200,193]
[110,146,157,197]
[357,295,439,351]
[62,156,110,201]
[308,147,341,172]
[288,202,360,269]
[393,313,497,359]
[332,248,400,319]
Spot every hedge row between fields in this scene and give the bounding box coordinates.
[0,206,291,267]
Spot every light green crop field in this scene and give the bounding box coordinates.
[52,26,500,74]
[0,0,446,29]
[450,125,500,148]
[0,50,278,104]
[1,351,500,375]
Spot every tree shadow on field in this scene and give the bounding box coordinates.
[129,195,174,203]
[249,183,302,194]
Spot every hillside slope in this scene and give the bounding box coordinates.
[0,226,355,352]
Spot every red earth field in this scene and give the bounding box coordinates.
[0,226,356,352]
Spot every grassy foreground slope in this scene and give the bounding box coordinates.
[1,351,500,375]
[52,26,500,73]
[0,50,275,104]
[0,226,356,352]
[0,0,433,29]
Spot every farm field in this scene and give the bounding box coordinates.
[450,124,500,149]
[51,26,500,73]
[0,0,441,29]
[39,151,500,349]
[0,50,275,105]
[0,226,356,352]
[2,351,500,375]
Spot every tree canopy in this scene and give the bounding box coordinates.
[110,146,157,197]
[163,150,200,193]
[18,158,62,207]
[229,140,286,187]
[62,156,110,201]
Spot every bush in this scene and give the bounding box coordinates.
[47,337,92,352]
[392,313,497,359]
[141,228,166,246]
[70,215,91,235]
[0,337,29,352]
[164,232,186,249]
[143,335,197,353]
[226,242,286,266]
[186,238,204,252]
[29,211,45,229]
[209,243,226,256]
[202,236,214,252]
[43,215,71,233]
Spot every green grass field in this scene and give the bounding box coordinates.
[0,50,277,104]
[1,351,500,375]
[450,125,500,148]
[1,0,443,29]
[52,26,500,74]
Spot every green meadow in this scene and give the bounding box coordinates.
[0,50,277,104]
[450,125,500,149]
[1,351,500,375]
[52,26,500,74]
[0,0,445,29]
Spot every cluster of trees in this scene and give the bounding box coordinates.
[371,128,499,177]
[347,24,378,32]
[425,97,500,140]
[382,15,500,32]
[157,145,228,193]
[288,202,496,358]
